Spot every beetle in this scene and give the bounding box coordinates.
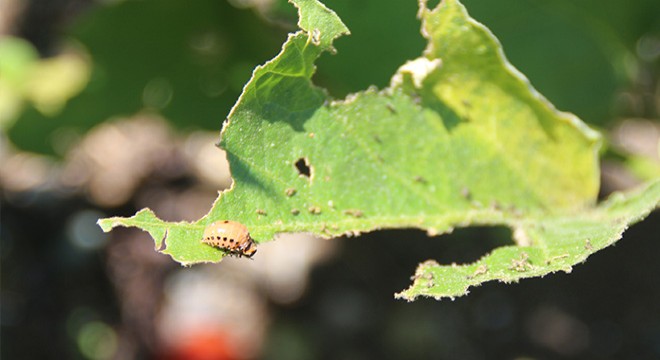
[201,220,257,258]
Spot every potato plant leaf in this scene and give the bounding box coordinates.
[396,178,660,300]
[98,0,660,299]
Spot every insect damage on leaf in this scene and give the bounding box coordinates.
[97,0,660,301]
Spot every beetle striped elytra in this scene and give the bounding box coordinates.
[201,220,257,258]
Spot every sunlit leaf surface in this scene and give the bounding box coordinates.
[99,0,660,299]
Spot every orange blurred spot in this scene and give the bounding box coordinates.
[158,328,239,360]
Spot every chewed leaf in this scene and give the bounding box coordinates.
[98,0,660,300]
[396,179,660,300]
[98,209,222,265]
[213,0,601,244]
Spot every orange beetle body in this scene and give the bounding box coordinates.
[202,220,257,258]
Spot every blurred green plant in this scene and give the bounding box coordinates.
[5,0,288,155]
[0,36,90,129]
[100,0,660,300]
[6,0,659,156]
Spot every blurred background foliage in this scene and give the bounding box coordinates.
[3,0,292,155]
[1,0,660,359]
[4,0,658,155]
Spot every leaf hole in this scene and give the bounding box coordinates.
[157,229,169,251]
[425,0,441,9]
[311,1,425,97]
[340,225,513,268]
[295,157,312,178]
[432,225,514,264]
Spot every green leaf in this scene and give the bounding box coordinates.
[98,209,223,264]
[98,0,660,298]
[396,178,660,300]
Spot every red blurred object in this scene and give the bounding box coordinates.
[158,328,240,360]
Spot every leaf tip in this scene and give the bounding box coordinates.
[289,0,349,42]
[96,218,114,233]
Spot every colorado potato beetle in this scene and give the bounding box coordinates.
[201,220,257,258]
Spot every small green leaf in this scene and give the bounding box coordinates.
[98,209,222,265]
[396,179,660,300]
[98,0,660,299]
